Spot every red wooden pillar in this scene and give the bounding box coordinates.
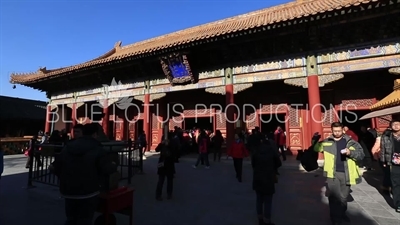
[102,100,109,136]
[143,93,151,151]
[307,75,323,135]
[225,67,235,149]
[70,103,77,135]
[44,105,51,133]
[307,55,323,159]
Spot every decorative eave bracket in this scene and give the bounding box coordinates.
[284,73,344,88]
[133,93,166,102]
[389,67,400,75]
[205,83,253,95]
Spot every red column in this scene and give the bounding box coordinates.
[44,105,51,133]
[70,103,76,135]
[307,75,323,159]
[102,100,109,136]
[225,84,235,149]
[307,75,323,135]
[143,94,151,151]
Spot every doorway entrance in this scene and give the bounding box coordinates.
[184,117,214,131]
[259,113,286,134]
[135,119,144,139]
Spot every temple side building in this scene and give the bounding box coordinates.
[10,0,400,153]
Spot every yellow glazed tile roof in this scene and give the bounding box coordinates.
[371,79,400,110]
[10,0,379,84]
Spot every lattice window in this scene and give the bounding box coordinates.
[152,114,159,129]
[340,99,375,109]
[246,113,257,129]
[322,108,337,127]
[183,109,213,118]
[378,115,392,128]
[259,104,287,114]
[169,116,183,130]
[288,107,300,127]
[216,110,226,129]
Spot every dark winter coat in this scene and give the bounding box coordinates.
[156,143,175,176]
[251,141,282,195]
[381,130,396,165]
[52,136,117,197]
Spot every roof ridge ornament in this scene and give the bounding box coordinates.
[114,41,122,51]
[38,67,48,74]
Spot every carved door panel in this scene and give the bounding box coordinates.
[288,107,304,151]
[115,117,123,141]
[128,123,135,140]
[151,129,162,150]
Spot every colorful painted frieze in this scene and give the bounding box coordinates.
[317,43,400,64]
[319,55,400,75]
[232,57,306,75]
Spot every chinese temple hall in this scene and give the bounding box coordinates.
[10,0,400,153]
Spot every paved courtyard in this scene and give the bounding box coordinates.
[1,154,399,225]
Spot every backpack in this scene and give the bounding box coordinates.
[301,147,319,172]
[301,136,320,172]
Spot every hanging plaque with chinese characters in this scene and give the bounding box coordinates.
[160,53,195,85]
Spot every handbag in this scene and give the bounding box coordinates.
[392,152,400,165]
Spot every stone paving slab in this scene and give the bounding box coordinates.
[1,155,399,225]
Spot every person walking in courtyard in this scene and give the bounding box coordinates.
[193,130,210,169]
[274,126,286,161]
[138,130,147,157]
[380,118,400,213]
[252,134,281,225]
[313,122,364,225]
[211,130,224,162]
[227,133,249,182]
[155,139,175,200]
[372,128,392,193]
[51,123,117,225]
[25,134,42,168]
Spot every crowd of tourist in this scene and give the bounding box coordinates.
[5,116,399,225]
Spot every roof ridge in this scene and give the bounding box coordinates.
[89,41,122,61]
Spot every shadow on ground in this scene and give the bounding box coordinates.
[1,155,399,225]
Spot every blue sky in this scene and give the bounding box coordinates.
[0,0,290,101]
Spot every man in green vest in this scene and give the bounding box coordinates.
[313,122,364,225]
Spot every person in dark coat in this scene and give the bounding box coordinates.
[155,139,176,200]
[211,130,224,162]
[25,134,42,168]
[252,135,282,225]
[51,123,117,225]
[359,125,375,170]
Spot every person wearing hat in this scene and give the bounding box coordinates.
[381,117,400,213]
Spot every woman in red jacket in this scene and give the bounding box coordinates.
[192,130,210,169]
[228,133,249,182]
